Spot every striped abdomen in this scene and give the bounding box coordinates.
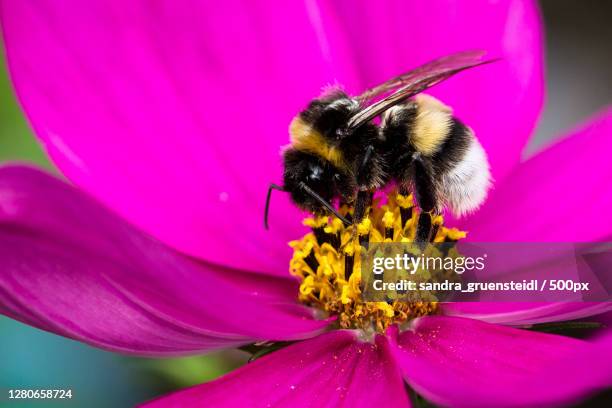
[381,94,491,217]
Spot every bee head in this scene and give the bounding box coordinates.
[282,149,351,216]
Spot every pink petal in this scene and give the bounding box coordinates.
[390,316,612,407]
[1,0,543,275]
[593,310,612,326]
[0,165,327,356]
[141,330,410,407]
[442,302,612,325]
[465,107,612,241]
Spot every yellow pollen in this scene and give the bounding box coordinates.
[289,189,467,333]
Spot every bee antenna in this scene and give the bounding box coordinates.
[298,182,353,227]
[265,183,286,230]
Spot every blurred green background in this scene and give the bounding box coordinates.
[1,1,611,407]
[0,55,50,168]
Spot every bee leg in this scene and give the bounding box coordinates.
[398,183,411,196]
[416,212,433,244]
[353,190,373,225]
[350,143,378,232]
[412,154,439,245]
[356,145,376,188]
[345,190,372,246]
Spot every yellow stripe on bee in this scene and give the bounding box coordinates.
[289,116,347,170]
[411,94,453,156]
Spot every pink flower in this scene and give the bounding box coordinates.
[0,0,611,407]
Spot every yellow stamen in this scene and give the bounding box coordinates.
[289,190,467,333]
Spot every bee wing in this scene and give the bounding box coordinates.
[356,50,488,103]
[347,51,497,130]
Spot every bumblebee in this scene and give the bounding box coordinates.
[265,51,494,242]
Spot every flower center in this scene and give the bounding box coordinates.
[289,190,467,334]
